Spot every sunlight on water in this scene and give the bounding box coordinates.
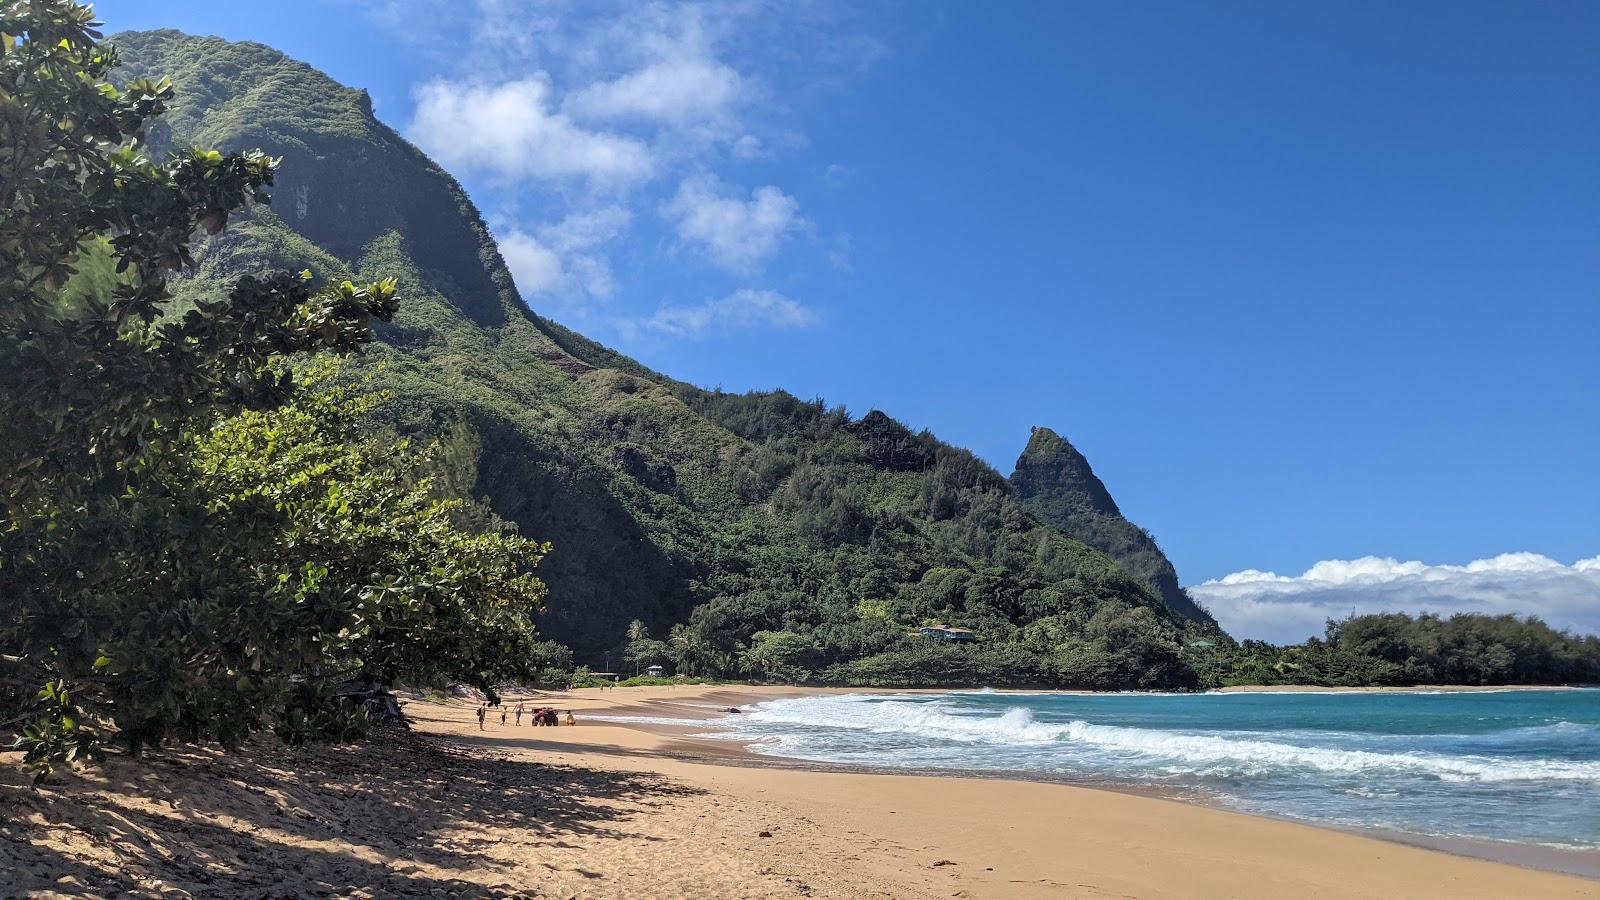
[695,689,1600,849]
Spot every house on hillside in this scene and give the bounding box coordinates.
[918,625,978,643]
[646,664,665,677]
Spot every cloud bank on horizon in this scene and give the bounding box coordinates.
[1191,553,1600,644]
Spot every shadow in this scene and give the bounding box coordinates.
[429,730,685,765]
[0,726,705,897]
[469,414,702,653]
[402,704,741,769]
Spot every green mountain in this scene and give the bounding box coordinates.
[109,30,1222,686]
[1011,428,1215,625]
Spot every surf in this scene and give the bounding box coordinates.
[712,689,1600,849]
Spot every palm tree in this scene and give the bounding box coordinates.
[669,623,706,677]
[626,619,649,643]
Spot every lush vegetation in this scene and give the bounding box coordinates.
[1208,613,1600,688]
[103,27,1230,694]
[7,11,1579,784]
[1011,427,1213,624]
[0,2,549,780]
[99,25,1597,699]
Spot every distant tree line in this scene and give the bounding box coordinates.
[1211,612,1600,688]
[548,610,1597,691]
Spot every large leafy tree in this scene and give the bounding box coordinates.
[0,0,548,780]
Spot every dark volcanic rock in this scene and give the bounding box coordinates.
[850,410,935,473]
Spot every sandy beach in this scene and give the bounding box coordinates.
[3,684,1596,899]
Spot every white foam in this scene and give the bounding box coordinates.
[1057,721,1600,783]
[737,696,1600,784]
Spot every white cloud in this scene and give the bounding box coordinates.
[821,162,852,189]
[663,175,802,272]
[499,206,633,301]
[1190,553,1600,644]
[731,134,765,160]
[366,0,889,312]
[620,288,821,340]
[498,230,564,296]
[540,206,632,254]
[408,78,652,187]
[566,59,743,124]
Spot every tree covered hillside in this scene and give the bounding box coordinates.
[1011,427,1215,625]
[110,30,1225,688]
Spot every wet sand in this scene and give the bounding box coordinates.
[3,684,1595,899]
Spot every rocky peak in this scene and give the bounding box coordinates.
[851,410,935,473]
[1011,426,1217,627]
[1011,426,1121,517]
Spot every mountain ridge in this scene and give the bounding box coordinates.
[1011,426,1214,625]
[108,29,1223,686]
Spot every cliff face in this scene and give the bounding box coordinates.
[1011,428,1123,518]
[107,30,1214,674]
[1011,428,1216,626]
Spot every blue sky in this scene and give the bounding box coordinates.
[97,1,1599,638]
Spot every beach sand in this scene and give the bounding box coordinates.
[3,684,1595,899]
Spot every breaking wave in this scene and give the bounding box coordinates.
[716,690,1600,850]
[737,696,1600,784]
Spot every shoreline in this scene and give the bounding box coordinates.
[443,684,1600,891]
[7,684,1594,898]
[555,684,1600,881]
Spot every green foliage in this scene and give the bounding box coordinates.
[1011,427,1216,625]
[10,15,1567,726]
[564,666,613,689]
[13,680,101,786]
[740,630,818,682]
[0,3,547,780]
[624,638,671,670]
[527,640,575,679]
[826,644,1046,688]
[0,3,394,510]
[97,25,1225,695]
[1211,613,1600,688]
[613,675,726,687]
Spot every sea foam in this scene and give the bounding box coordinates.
[711,690,1600,850]
[734,695,1600,784]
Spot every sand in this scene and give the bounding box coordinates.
[3,684,1595,899]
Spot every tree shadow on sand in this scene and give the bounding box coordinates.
[1,727,705,898]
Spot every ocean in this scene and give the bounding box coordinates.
[631,688,1600,851]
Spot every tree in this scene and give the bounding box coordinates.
[739,631,817,682]
[528,641,575,682]
[668,624,711,677]
[624,638,670,676]
[621,619,669,675]
[0,3,391,509]
[0,2,549,780]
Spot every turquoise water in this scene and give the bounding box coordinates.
[709,689,1600,849]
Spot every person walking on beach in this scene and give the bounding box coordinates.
[500,707,507,725]
[476,704,487,730]
[515,703,524,726]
